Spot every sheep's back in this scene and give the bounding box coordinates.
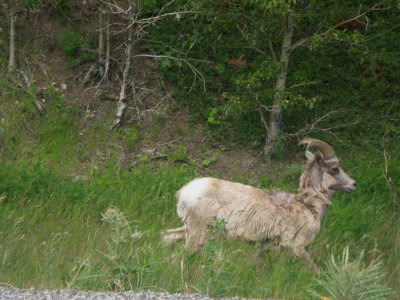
[176,177,318,243]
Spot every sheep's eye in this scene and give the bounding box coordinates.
[332,167,339,173]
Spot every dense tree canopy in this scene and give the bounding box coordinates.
[145,0,399,154]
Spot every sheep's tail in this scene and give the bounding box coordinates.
[161,226,186,245]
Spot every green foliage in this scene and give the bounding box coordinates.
[170,143,188,163]
[202,149,222,167]
[58,28,95,66]
[142,0,399,149]
[140,0,159,15]
[211,217,227,236]
[311,246,394,300]
[198,241,233,297]
[125,127,138,148]
[275,162,303,185]
[269,132,287,159]
[90,207,153,290]
[22,0,39,8]
[21,0,68,10]
[207,108,220,125]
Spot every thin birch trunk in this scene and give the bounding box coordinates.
[98,2,105,77]
[263,12,294,158]
[110,25,133,130]
[8,0,16,73]
[104,13,110,82]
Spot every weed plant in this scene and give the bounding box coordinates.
[310,246,394,299]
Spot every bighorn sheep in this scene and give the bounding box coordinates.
[162,138,356,273]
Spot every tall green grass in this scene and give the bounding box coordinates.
[0,75,398,299]
[0,162,191,288]
[0,156,398,299]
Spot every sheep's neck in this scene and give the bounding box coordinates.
[296,188,331,221]
[298,164,334,220]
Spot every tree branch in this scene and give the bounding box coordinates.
[133,54,206,92]
[267,37,278,65]
[287,109,358,139]
[288,81,322,90]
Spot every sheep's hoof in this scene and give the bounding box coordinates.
[313,265,322,275]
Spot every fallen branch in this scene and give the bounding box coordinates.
[81,64,95,88]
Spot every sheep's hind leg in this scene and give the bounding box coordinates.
[255,242,267,260]
[161,226,186,245]
[185,224,208,252]
[292,246,321,275]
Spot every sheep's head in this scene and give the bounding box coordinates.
[299,138,356,194]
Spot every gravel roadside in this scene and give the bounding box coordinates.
[0,288,273,300]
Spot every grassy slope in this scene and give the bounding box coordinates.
[0,83,399,299]
[1,150,398,299]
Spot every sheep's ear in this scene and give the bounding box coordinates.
[305,150,315,162]
[315,152,323,163]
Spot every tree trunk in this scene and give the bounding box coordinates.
[8,0,16,73]
[263,12,294,159]
[110,25,133,130]
[104,13,110,81]
[98,2,105,77]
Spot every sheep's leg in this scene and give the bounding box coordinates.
[184,224,208,252]
[256,242,282,263]
[165,226,187,233]
[292,247,321,275]
[161,226,186,245]
[255,242,267,260]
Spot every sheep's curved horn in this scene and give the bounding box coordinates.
[299,138,336,159]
